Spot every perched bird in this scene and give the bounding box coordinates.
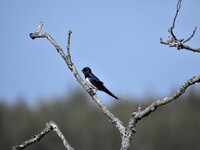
[82,67,118,99]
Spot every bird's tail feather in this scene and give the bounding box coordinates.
[102,87,118,99]
[100,85,130,103]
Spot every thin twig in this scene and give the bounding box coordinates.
[35,21,43,34]
[183,27,197,44]
[66,30,73,60]
[168,0,182,40]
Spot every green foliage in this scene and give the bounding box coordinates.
[0,90,200,150]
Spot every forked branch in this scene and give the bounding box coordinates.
[12,121,74,150]
[160,0,200,53]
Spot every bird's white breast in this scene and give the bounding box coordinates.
[86,77,97,89]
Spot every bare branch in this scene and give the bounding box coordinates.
[12,121,74,150]
[67,30,73,59]
[180,44,200,52]
[119,75,200,150]
[135,75,200,120]
[51,121,74,150]
[168,0,182,40]
[160,37,200,53]
[182,26,197,44]
[35,21,43,34]
[160,0,200,53]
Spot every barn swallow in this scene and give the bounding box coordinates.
[82,67,118,99]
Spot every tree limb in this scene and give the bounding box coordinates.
[120,75,200,150]
[134,75,200,120]
[160,0,200,53]
[12,121,74,150]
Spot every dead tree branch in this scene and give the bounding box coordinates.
[160,0,200,53]
[14,1,200,148]
[12,121,74,150]
[134,75,200,120]
[120,75,200,150]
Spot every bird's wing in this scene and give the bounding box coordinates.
[89,73,103,84]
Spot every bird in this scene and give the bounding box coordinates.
[82,67,118,99]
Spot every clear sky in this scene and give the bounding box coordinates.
[0,0,199,105]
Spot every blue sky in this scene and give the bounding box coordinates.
[0,0,199,105]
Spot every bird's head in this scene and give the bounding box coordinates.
[82,67,92,76]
